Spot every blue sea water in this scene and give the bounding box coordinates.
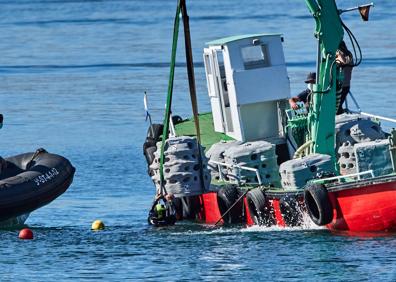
[0,0,395,280]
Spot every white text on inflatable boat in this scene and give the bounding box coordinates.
[33,168,59,186]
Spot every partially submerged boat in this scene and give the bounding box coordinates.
[0,115,75,227]
[144,0,396,232]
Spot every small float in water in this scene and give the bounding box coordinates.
[144,0,396,232]
[0,115,75,227]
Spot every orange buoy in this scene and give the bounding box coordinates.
[19,228,33,240]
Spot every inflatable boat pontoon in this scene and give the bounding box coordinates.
[0,148,75,225]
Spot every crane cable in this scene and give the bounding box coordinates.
[341,20,363,67]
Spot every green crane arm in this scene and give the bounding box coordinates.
[305,0,344,165]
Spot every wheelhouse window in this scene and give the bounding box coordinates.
[241,45,270,69]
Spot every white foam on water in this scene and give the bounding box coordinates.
[169,226,242,236]
[167,209,325,236]
[299,210,325,229]
[167,212,324,236]
[243,211,324,232]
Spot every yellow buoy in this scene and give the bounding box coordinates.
[91,220,105,231]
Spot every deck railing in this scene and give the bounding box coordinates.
[311,170,375,185]
[347,91,396,125]
[208,160,262,186]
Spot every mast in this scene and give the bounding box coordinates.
[304,0,344,164]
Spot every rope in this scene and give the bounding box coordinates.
[180,0,205,193]
[180,0,201,144]
[159,0,205,197]
[215,188,251,226]
[27,148,47,169]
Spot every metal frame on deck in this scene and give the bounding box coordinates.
[311,170,374,185]
[209,160,263,186]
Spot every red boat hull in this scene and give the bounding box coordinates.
[198,191,304,227]
[327,180,396,232]
[182,178,396,233]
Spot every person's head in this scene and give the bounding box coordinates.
[338,40,349,53]
[305,72,316,91]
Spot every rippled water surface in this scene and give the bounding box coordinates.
[0,0,395,280]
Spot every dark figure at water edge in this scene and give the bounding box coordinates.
[336,40,353,114]
[148,193,177,227]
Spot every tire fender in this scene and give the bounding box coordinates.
[147,124,164,141]
[304,184,333,226]
[217,186,242,224]
[246,188,273,226]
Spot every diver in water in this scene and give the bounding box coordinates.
[148,193,177,227]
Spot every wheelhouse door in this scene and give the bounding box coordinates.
[203,48,234,134]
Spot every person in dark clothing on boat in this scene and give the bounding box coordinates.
[336,40,353,115]
[289,72,316,110]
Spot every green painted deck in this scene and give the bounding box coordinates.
[174,112,234,151]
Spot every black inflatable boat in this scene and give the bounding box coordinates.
[0,148,75,223]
